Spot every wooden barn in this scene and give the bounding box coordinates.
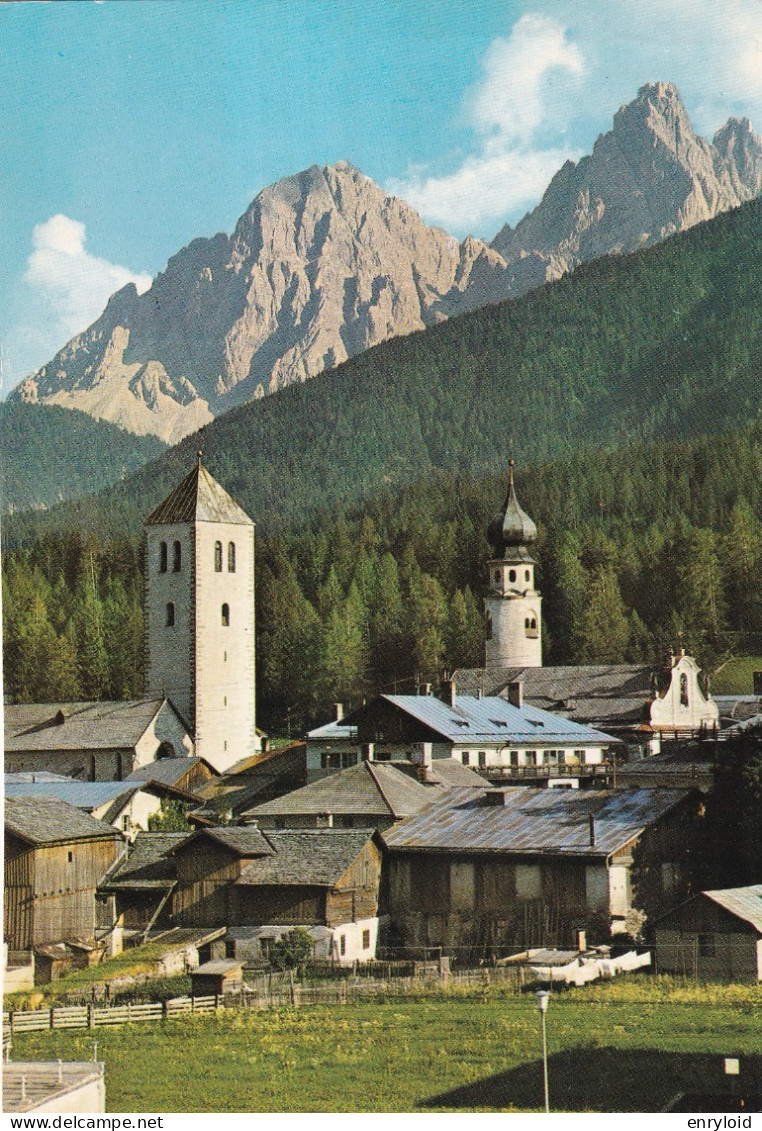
[171,827,383,964]
[4,795,122,951]
[382,786,699,955]
[655,885,762,982]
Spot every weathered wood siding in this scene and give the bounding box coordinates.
[4,834,120,950]
[173,841,244,926]
[655,897,762,982]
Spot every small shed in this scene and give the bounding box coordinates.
[655,884,762,982]
[190,959,244,996]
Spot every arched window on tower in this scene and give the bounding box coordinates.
[228,542,236,573]
[525,614,538,639]
[166,602,175,627]
[485,611,493,640]
[680,672,689,707]
[173,540,181,572]
[509,569,516,583]
[221,603,230,627]
[159,542,168,573]
[214,541,223,572]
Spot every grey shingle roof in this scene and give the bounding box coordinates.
[125,757,208,788]
[145,461,253,526]
[423,760,491,788]
[177,826,275,857]
[103,831,189,889]
[4,794,122,846]
[381,694,617,745]
[382,786,691,857]
[453,665,654,702]
[4,699,178,752]
[703,885,762,933]
[244,761,433,820]
[237,829,374,887]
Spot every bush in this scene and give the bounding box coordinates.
[268,928,315,978]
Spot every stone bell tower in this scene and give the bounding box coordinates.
[484,460,542,668]
[144,452,256,771]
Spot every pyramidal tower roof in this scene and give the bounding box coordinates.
[487,460,537,556]
[145,452,253,526]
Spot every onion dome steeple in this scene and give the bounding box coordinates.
[487,460,537,559]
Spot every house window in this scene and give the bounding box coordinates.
[341,753,357,768]
[159,542,168,573]
[173,540,182,572]
[680,672,689,707]
[228,542,236,572]
[221,603,230,626]
[698,932,715,957]
[166,602,175,627]
[329,753,341,769]
[461,752,470,765]
[67,851,73,863]
[320,753,329,769]
[478,751,487,768]
[494,570,500,584]
[340,935,346,956]
[510,750,520,766]
[362,929,371,950]
[121,816,130,832]
[214,541,223,572]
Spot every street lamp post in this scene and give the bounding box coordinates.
[535,989,550,1113]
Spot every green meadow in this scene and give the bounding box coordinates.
[8,979,761,1113]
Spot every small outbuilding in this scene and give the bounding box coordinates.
[190,959,244,996]
[655,884,762,982]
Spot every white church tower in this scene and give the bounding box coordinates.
[484,460,542,668]
[144,452,256,772]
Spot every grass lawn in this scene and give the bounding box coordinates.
[8,979,762,1113]
[711,656,762,694]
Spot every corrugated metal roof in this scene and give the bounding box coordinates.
[145,462,253,526]
[382,694,617,745]
[237,829,374,887]
[5,794,122,845]
[703,885,762,933]
[244,761,433,820]
[307,719,358,741]
[382,786,691,856]
[4,699,180,752]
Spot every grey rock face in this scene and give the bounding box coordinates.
[490,82,762,287]
[14,85,762,441]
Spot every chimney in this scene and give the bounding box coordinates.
[440,677,457,708]
[507,681,523,709]
[334,703,344,722]
[361,742,375,762]
[577,930,587,953]
[753,672,762,696]
[588,812,596,847]
[411,742,433,782]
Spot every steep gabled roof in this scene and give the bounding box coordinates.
[236,829,375,887]
[4,780,140,813]
[4,795,122,846]
[243,761,433,821]
[382,786,692,857]
[173,825,274,857]
[4,698,184,753]
[145,459,253,526]
[126,757,213,789]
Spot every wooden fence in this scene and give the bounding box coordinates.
[3,963,528,1040]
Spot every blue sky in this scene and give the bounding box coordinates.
[2,0,762,394]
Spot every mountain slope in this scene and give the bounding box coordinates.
[11,84,762,445]
[0,403,165,514]
[7,193,762,548]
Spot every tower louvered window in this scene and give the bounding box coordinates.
[214,541,223,572]
[228,542,236,572]
[173,540,182,572]
[160,542,168,573]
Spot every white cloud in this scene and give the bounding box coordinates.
[388,14,586,235]
[24,214,152,346]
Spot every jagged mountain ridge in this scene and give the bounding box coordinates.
[12,83,762,443]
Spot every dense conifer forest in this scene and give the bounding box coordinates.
[4,427,762,733]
